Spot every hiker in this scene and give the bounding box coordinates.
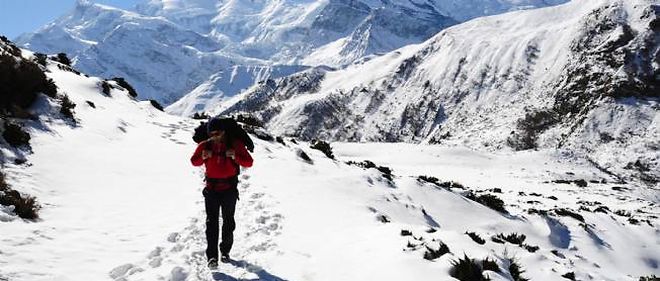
[190,117,253,268]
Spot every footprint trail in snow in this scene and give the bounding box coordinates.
[109,150,285,281]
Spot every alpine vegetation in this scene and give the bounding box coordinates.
[449,254,492,281]
[0,170,40,220]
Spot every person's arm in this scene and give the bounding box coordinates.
[190,142,208,166]
[231,141,253,168]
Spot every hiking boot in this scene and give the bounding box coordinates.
[207,258,218,269]
[220,254,230,263]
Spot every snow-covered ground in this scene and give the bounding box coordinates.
[2,31,659,281]
[1,60,658,280]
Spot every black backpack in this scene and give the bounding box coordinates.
[192,118,255,153]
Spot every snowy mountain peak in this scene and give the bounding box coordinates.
[16,0,570,108]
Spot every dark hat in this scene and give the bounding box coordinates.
[207,118,236,133]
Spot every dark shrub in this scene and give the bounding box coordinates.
[3,193,40,220]
[476,194,506,213]
[111,77,138,98]
[310,139,334,159]
[192,112,209,120]
[149,100,164,111]
[449,254,488,281]
[555,208,585,222]
[86,101,96,108]
[59,94,76,120]
[55,53,71,66]
[466,193,507,213]
[33,53,47,66]
[56,64,81,75]
[100,81,112,96]
[574,179,588,187]
[400,230,412,236]
[494,233,526,245]
[2,121,30,147]
[236,114,263,127]
[376,166,393,181]
[594,206,610,213]
[614,209,631,217]
[1,53,58,113]
[276,136,285,145]
[507,109,559,150]
[639,275,658,281]
[0,171,40,220]
[482,257,500,272]
[0,52,58,119]
[522,244,540,253]
[423,242,450,261]
[508,258,529,281]
[43,78,58,98]
[466,232,486,245]
[527,208,549,216]
[346,160,394,181]
[289,138,298,144]
[346,160,376,169]
[418,175,440,185]
[491,236,505,244]
[562,272,576,280]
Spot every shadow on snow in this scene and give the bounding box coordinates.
[211,259,288,281]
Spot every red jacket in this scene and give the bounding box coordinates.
[191,139,253,179]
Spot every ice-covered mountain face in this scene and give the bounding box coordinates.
[15,0,568,109]
[219,0,660,184]
[16,2,228,105]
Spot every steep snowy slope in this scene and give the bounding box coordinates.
[1,39,658,281]
[219,0,660,183]
[0,39,202,280]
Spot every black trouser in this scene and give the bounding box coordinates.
[203,187,238,260]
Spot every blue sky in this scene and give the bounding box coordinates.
[0,0,139,40]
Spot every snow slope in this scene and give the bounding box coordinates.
[0,42,203,280]
[219,0,660,183]
[1,40,659,281]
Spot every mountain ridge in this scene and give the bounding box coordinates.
[15,0,569,108]
[217,0,660,183]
